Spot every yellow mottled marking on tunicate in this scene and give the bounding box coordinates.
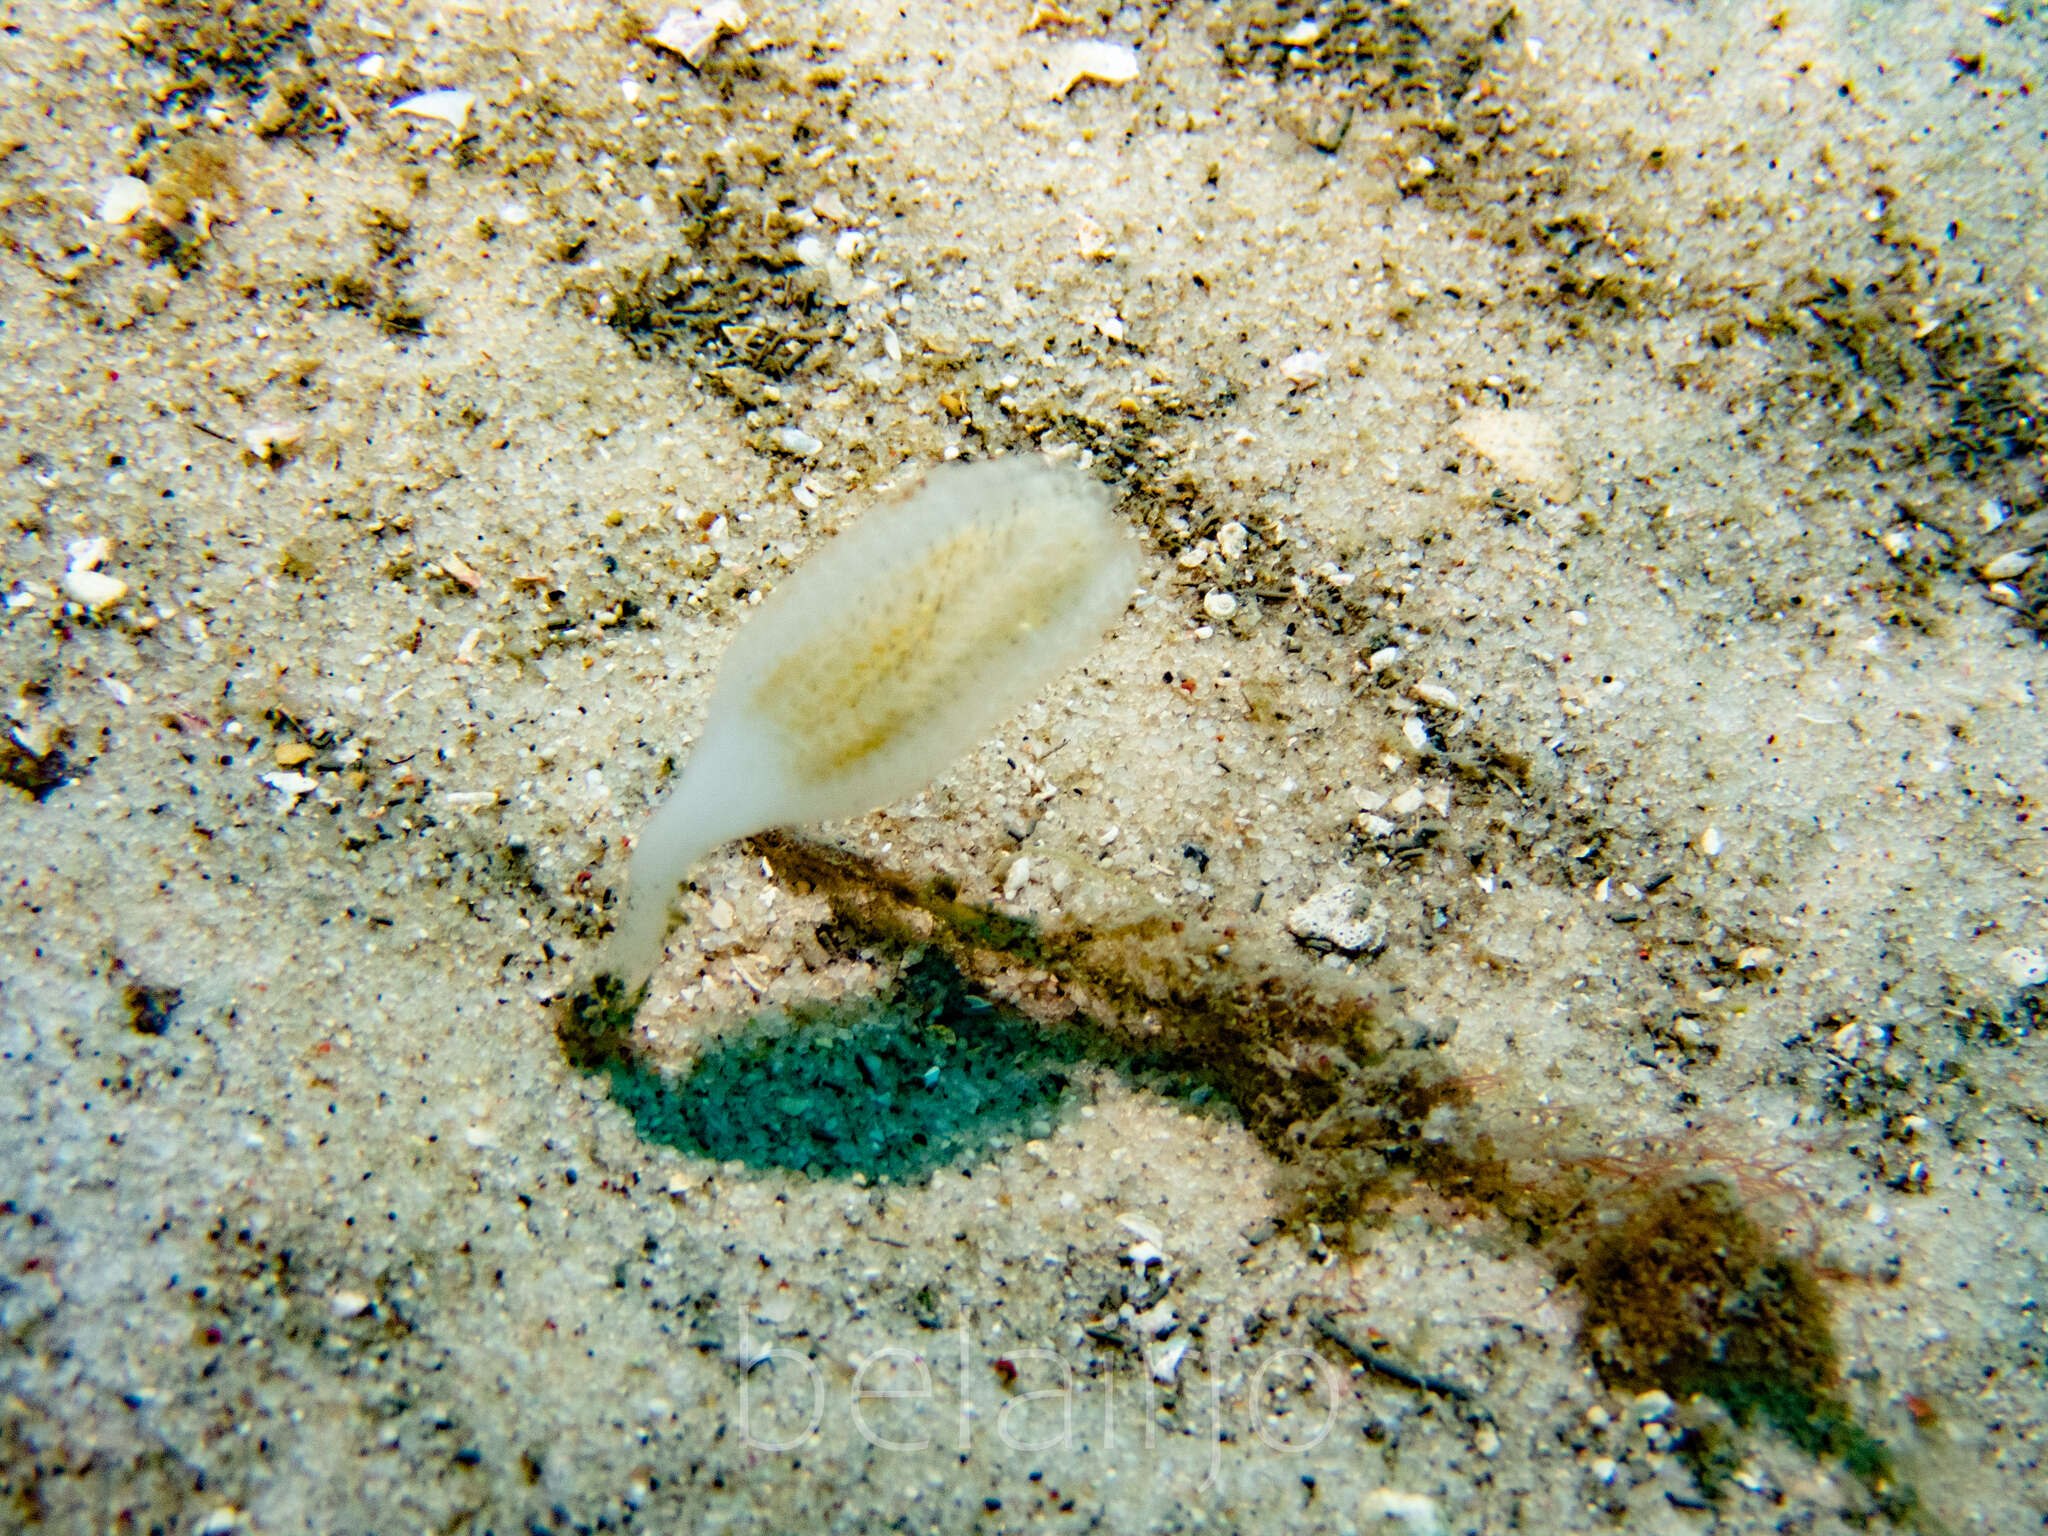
[755,514,1093,783]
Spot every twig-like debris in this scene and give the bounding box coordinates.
[1311,1314,1476,1403]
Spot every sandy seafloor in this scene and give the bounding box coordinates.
[3,0,2047,1531]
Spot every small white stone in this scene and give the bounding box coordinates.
[1455,407,1579,502]
[1203,590,1237,620]
[392,90,475,130]
[61,569,127,610]
[98,176,153,225]
[1050,40,1139,99]
[1369,645,1403,670]
[793,234,826,266]
[1148,1337,1189,1384]
[1999,945,2048,987]
[1215,521,1248,562]
[241,421,304,461]
[1278,348,1328,387]
[1359,1488,1442,1534]
[1402,716,1431,752]
[1387,785,1425,816]
[1590,1456,1618,1484]
[774,426,823,457]
[1409,681,1458,709]
[1133,1300,1177,1337]
[1736,945,1776,970]
[648,2,747,67]
[1699,826,1723,858]
[1286,881,1388,954]
[707,897,735,931]
[1981,550,2034,581]
[1632,1389,1674,1422]
[66,536,111,571]
[463,1124,497,1148]
[261,771,319,800]
[329,1290,371,1319]
[1421,783,1451,816]
[1003,856,1032,900]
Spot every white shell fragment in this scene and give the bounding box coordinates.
[1980,550,2035,581]
[1216,521,1248,562]
[392,90,475,130]
[1455,407,1579,502]
[1051,40,1139,99]
[242,421,304,461]
[648,1,748,67]
[1203,590,1238,620]
[1360,1487,1443,1535]
[608,457,1138,987]
[98,176,153,225]
[61,568,127,610]
[1286,881,1389,955]
[1999,946,2048,988]
[261,771,319,800]
[1278,348,1328,387]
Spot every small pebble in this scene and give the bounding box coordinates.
[61,569,127,610]
[1401,716,1430,752]
[1632,1389,1674,1422]
[1149,1338,1188,1384]
[1002,856,1032,900]
[774,427,823,457]
[330,1290,371,1319]
[1409,681,1458,709]
[1980,551,2034,581]
[648,1,747,67]
[1278,349,1328,387]
[1590,1456,1618,1484]
[1051,40,1139,99]
[1455,407,1579,502]
[392,90,475,130]
[1999,946,2047,987]
[1286,881,1388,954]
[98,176,152,225]
[1699,826,1723,858]
[707,898,735,931]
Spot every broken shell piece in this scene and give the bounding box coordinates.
[1215,521,1249,562]
[1455,407,1579,503]
[648,1,748,67]
[1051,40,1139,99]
[1286,881,1389,955]
[1997,946,2047,988]
[392,90,476,130]
[1278,349,1328,387]
[241,421,304,462]
[67,536,112,572]
[62,569,127,610]
[1980,550,2035,582]
[98,176,153,225]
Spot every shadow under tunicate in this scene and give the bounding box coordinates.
[562,954,1090,1181]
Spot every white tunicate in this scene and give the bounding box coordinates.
[607,457,1136,987]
